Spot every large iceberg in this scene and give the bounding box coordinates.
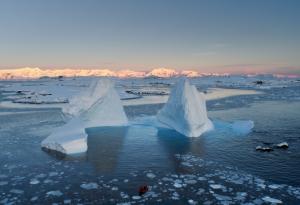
[41,78,128,155]
[157,79,213,137]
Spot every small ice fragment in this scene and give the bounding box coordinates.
[132,195,141,200]
[10,189,24,194]
[30,179,40,185]
[181,162,193,167]
[257,184,266,189]
[46,190,63,197]
[210,184,223,190]
[174,182,183,188]
[256,146,273,152]
[162,177,173,182]
[197,177,207,181]
[111,186,118,191]
[30,196,38,201]
[188,199,197,205]
[185,179,197,185]
[276,142,288,149]
[120,192,129,199]
[43,179,53,184]
[49,172,59,177]
[268,184,281,189]
[146,173,156,179]
[80,182,99,190]
[36,173,47,178]
[262,196,283,204]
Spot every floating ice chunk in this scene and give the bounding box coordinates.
[29,179,40,185]
[46,190,63,197]
[49,172,59,177]
[256,146,273,152]
[210,184,223,190]
[10,189,24,194]
[41,79,128,155]
[268,184,281,189]
[132,195,141,200]
[262,196,283,204]
[157,79,213,137]
[30,196,38,201]
[185,179,197,185]
[120,192,129,199]
[197,177,207,181]
[80,182,99,190]
[188,199,197,205]
[276,142,288,149]
[174,182,183,188]
[146,173,156,179]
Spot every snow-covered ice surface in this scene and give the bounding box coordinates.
[157,79,213,137]
[41,79,128,155]
[41,117,88,155]
[0,76,300,204]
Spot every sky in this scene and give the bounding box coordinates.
[0,0,299,75]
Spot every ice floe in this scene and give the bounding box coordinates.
[262,196,283,204]
[46,190,63,197]
[80,182,99,190]
[276,142,289,149]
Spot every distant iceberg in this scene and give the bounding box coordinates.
[157,79,213,137]
[41,79,128,155]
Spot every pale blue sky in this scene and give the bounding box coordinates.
[0,0,299,74]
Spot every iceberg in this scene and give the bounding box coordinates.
[157,79,213,137]
[41,78,128,155]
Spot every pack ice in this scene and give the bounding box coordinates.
[157,79,213,137]
[41,79,128,155]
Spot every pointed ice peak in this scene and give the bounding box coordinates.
[63,78,115,116]
[157,79,213,137]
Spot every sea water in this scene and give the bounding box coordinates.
[0,86,300,204]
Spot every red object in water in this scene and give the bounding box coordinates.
[139,185,149,196]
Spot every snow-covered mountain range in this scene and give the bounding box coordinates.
[0,67,295,80]
[0,67,206,79]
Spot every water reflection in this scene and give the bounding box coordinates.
[86,126,128,173]
[86,125,208,175]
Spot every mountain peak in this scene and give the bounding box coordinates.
[146,68,179,77]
